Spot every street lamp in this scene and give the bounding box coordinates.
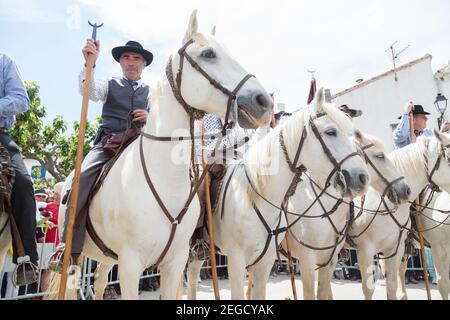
[434,93,448,128]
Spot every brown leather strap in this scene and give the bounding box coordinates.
[86,213,118,260]
[139,135,209,267]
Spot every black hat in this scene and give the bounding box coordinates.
[398,105,430,119]
[112,41,153,66]
[339,105,363,118]
[34,189,48,198]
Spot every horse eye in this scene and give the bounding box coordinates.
[201,49,216,59]
[325,129,337,136]
[376,153,385,160]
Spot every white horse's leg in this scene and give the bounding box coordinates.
[398,255,409,300]
[93,263,114,300]
[246,266,254,300]
[317,258,337,300]
[227,251,247,300]
[251,258,274,300]
[186,258,204,300]
[432,245,450,300]
[357,247,376,300]
[160,247,189,300]
[299,255,316,300]
[118,251,143,300]
[384,255,401,300]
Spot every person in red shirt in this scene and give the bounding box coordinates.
[43,183,64,246]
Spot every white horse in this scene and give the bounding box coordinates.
[420,190,450,300]
[51,11,273,300]
[284,133,411,300]
[187,89,371,300]
[350,131,450,300]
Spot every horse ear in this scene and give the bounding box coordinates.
[433,128,450,144]
[211,25,216,36]
[354,129,364,144]
[313,88,325,113]
[183,10,199,44]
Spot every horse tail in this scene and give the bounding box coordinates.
[44,255,83,300]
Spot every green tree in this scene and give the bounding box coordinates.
[10,81,101,185]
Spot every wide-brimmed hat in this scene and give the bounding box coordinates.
[339,105,363,118]
[112,41,153,66]
[398,105,430,119]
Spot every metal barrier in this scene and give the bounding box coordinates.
[1,235,438,300]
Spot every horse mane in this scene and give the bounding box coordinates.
[388,137,428,178]
[238,102,354,203]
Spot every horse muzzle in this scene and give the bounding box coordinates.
[236,91,273,129]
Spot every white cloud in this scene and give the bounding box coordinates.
[78,0,450,111]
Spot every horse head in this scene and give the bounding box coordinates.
[169,10,273,129]
[353,131,411,205]
[297,88,370,198]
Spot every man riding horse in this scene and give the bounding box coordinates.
[50,39,153,271]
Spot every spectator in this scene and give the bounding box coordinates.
[0,52,39,286]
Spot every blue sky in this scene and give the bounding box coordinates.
[1,0,450,130]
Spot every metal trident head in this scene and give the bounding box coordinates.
[88,20,104,41]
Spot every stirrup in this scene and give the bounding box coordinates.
[13,256,38,286]
[47,246,73,274]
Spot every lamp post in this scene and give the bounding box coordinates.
[434,93,448,129]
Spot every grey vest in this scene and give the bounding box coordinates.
[99,77,150,137]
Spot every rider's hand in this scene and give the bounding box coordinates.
[404,101,414,115]
[82,38,100,65]
[132,109,148,123]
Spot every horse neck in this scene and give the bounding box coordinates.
[141,77,193,185]
[244,111,306,208]
[389,142,428,200]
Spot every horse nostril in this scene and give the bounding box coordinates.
[342,170,351,184]
[406,186,411,196]
[359,174,368,186]
[255,94,266,107]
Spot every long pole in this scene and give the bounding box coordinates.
[409,113,432,300]
[201,120,221,300]
[57,22,102,300]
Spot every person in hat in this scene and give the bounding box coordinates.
[338,104,363,120]
[392,102,436,150]
[50,39,153,271]
[0,52,39,285]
